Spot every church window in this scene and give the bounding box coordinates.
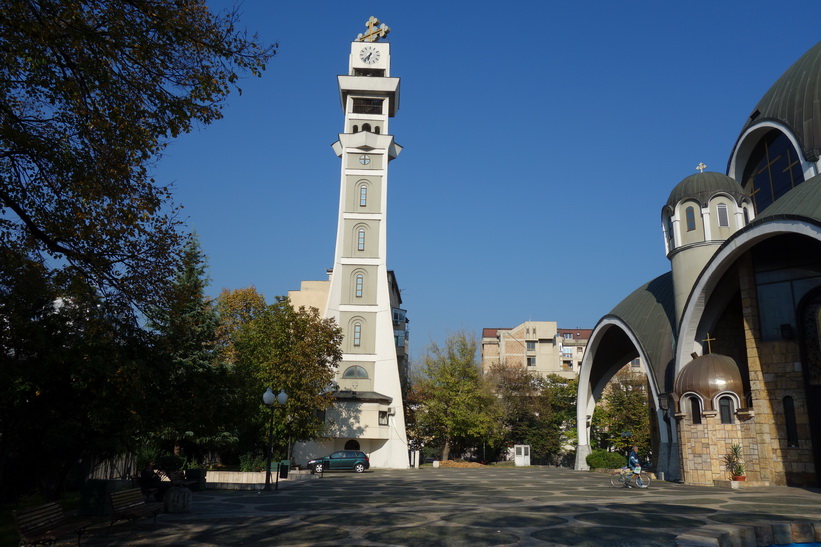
[374,126,380,134]
[717,203,729,227]
[344,440,361,450]
[352,98,383,114]
[353,322,362,346]
[743,207,750,225]
[719,396,734,424]
[359,185,368,207]
[784,396,799,447]
[352,124,359,133]
[362,123,372,132]
[357,228,366,251]
[686,207,696,231]
[342,365,369,379]
[741,129,805,214]
[355,273,364,298]
[688,396,702,424]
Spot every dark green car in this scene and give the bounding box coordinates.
[307,450,370,473]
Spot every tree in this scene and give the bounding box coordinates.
[592,367,651,456]
[0,247,159,500]
[146,237,236,458]
[0,0,276,313]
[415,332,501,460]
[225,294,342,459]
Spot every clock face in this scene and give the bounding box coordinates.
[359,46,380,65]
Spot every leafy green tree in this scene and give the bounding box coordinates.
[226,294,342,459]
[0,248,158,500]
[415,332,501,460]
[0,0,276,313]
[591,367,651,457]
[146,237,236,458]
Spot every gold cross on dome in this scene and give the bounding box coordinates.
[357,16,391,42]
[696,162,707,173]
[702,333,715,354]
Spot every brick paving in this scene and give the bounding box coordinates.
[76,466,821,546]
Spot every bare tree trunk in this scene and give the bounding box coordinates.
[441,439,450,461]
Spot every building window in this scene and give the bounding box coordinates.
[631,358,640,368]
[719,396,734,424]
[353,323,362,346]
[344,439,361,450]
[717,203,729,227]
[342,365,368,378]
[352,97,383,114]
[784,396,799,447]
[527,357,536,367]
[362,123,372,132]
[355,273,364,297]
[577,346,583,354]
[379,411,389,425]
[741,129,805,214]
[352,124,359,133]
[689,396,702,425]
[686,206,696,231]
[563,333,573,339]
[359,185,368,207]
[357,228,366,251]
[526,341,535,351]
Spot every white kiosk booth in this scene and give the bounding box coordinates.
[514,445,531,466]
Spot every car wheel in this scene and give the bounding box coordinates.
[314,463,323,474]
[354,463,365,473]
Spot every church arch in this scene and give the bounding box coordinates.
[682,393,703,424]
[342,365,369,378]
[344,440,361,450]
[729,122,815,188]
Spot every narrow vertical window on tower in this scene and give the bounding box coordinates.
[686,206,696,231]
[359,185,367,207]
[689,396,702,424]
[719,396,734,424]
[355,273,364,297]
[357,228,366,251]
[353,322,362,346]
[717,203,729,227]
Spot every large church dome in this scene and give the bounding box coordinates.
[734,40,821,163]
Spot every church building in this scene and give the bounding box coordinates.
[289,18,409,470]
[575,40,821,486]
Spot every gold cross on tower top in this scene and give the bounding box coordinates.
[702,333,715,354]
[357,16,390,42]
[696,162,707,173]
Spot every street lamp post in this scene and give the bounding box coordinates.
[262,387,288,491]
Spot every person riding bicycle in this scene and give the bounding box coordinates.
[623,445,640,488]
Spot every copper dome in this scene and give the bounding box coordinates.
[674,353,744,410]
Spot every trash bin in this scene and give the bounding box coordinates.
[279,460,289,479]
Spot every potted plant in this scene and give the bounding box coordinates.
[724,443,746,481]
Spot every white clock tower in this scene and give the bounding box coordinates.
[293,17,408,469]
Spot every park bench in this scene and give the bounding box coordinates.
[108,488,163,528]
[13,501,93,546]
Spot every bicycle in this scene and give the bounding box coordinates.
[610,466,651,488]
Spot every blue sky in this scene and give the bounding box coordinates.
[158,1,820,362]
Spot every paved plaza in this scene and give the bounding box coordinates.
[77,466,821,546]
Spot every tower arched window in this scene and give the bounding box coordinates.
[719,396,734,424]
[688,396,702,424]
[374,126,380,134]
[686,206,696,231]
[784,396,799,447]
[717,203,729,227]
[355,273,364,298]
[362,123,372,132]
[342,365,368,378]
[357,228,366,251]
[352,125,359,133]
[359,185,367,207]
[353,322,362,347]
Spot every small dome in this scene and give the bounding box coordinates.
[666,172,745,209]
[674,353,744,405]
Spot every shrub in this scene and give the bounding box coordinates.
[586,449,627,469]
[239,453,266,472]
